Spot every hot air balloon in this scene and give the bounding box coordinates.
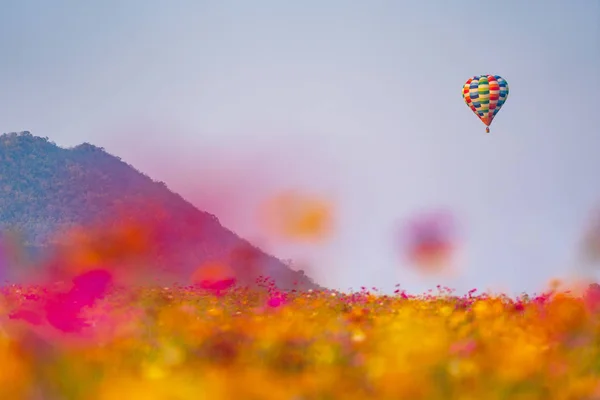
[462,75,509,133]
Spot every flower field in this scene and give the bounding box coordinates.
[2,275,600,400]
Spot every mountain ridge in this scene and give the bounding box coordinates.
[0,131,321,290]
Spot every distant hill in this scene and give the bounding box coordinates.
[0,131,320,290]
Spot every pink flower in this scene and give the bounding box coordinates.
[449,339,477,357]
[267,293,286,308]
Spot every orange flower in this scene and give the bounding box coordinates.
[260,191,333,242]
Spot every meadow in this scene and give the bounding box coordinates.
[1,201,599,399]
[2,273,600,400]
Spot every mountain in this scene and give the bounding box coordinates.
[0,131,320,290]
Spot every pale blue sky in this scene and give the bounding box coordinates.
[1,0,599,295]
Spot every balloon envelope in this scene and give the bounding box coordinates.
[462,75,509,132]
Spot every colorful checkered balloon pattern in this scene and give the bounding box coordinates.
[462,75,509,133]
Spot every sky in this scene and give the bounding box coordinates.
[1,0,599,295]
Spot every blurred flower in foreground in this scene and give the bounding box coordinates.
[9,268,113,334]
[45,269,113,333]
[4,280,600,398]
[191,262,236,294]
[54,220,153,274]
[399,210,458,273]
[259,190,333,242]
